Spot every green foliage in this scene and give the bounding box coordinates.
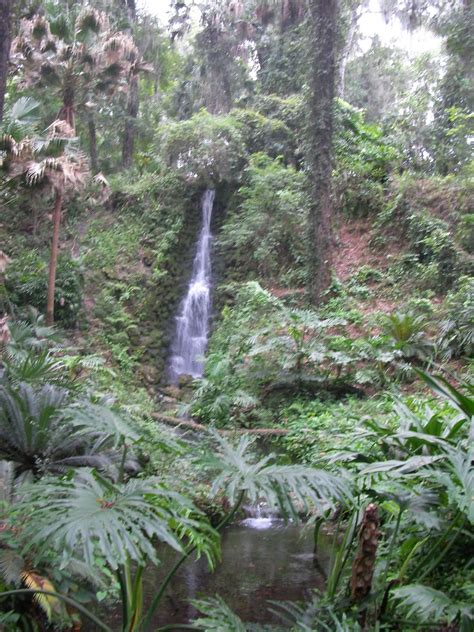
[334,99,399,217]
[193,282,442,427]
[378,174,473,290]
[258,22,309,96]
[380,311,434,360]
[158,109,245,183]
[230,108,295,162]
[5,251,83,327]
[392,585,474,630]
[0,97,40,141]
[200,431,351,517]
[219,154,308,284]
[0,381,138,480]
[439,276,474,359]
[191,596,247,631]
[280,396,391,464]
[19,469,215,571]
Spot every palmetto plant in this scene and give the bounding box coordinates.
[0,97,40,141]
[380,311,434,361]
[1,308,61,359]
[11,9,140,132]
[1,119,89,325]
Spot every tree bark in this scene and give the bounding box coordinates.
[121,0,138,169]
[46,191,63,326]
[307,0,338,306]
[87,110,99,173]
[122,74,139,168]
[59,85,76,131]
[0,0,12,122]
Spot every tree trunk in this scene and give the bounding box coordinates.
[88,110,99,173]
[121,0,138,169]
[46,191,63,326]
[307,0,338,306]
[0,0,12,122]
[122,73,139,168]
[59,88,75,131]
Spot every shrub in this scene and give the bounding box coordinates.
[218,154,308,285]
[334,99,399,217]
[158,109,245,183]
[438,276,474,359]
[5,251,83,327]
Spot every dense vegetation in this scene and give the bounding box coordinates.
[0,0,472,630]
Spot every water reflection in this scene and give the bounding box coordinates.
[142,522,330,628]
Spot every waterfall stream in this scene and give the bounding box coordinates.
[169,189,215,382]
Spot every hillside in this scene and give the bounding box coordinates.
[0,0,473,630]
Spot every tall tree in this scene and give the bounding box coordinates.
[1,120,89,324]
[10,8,137,322]
[337,0,364,98]
[307,0,338,305]
[122,0,138,168]
[11,8,139,157]
[0,0,12,122]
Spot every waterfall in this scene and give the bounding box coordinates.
[241,502,281,530]
[169,189,215,382]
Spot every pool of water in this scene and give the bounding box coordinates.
[144,519,330,628]
[88,518,331,630]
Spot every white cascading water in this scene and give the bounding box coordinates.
[169,189,215,382]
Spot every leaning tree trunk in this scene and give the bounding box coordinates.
[0,0,12,122]
[307,0,338,306]
[46,191,63,326]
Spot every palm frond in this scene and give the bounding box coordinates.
[21,570,61,621]
[8,97,40,125]
[75,8,108,38]
[68,401,139,446]
[3,349,66,385]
